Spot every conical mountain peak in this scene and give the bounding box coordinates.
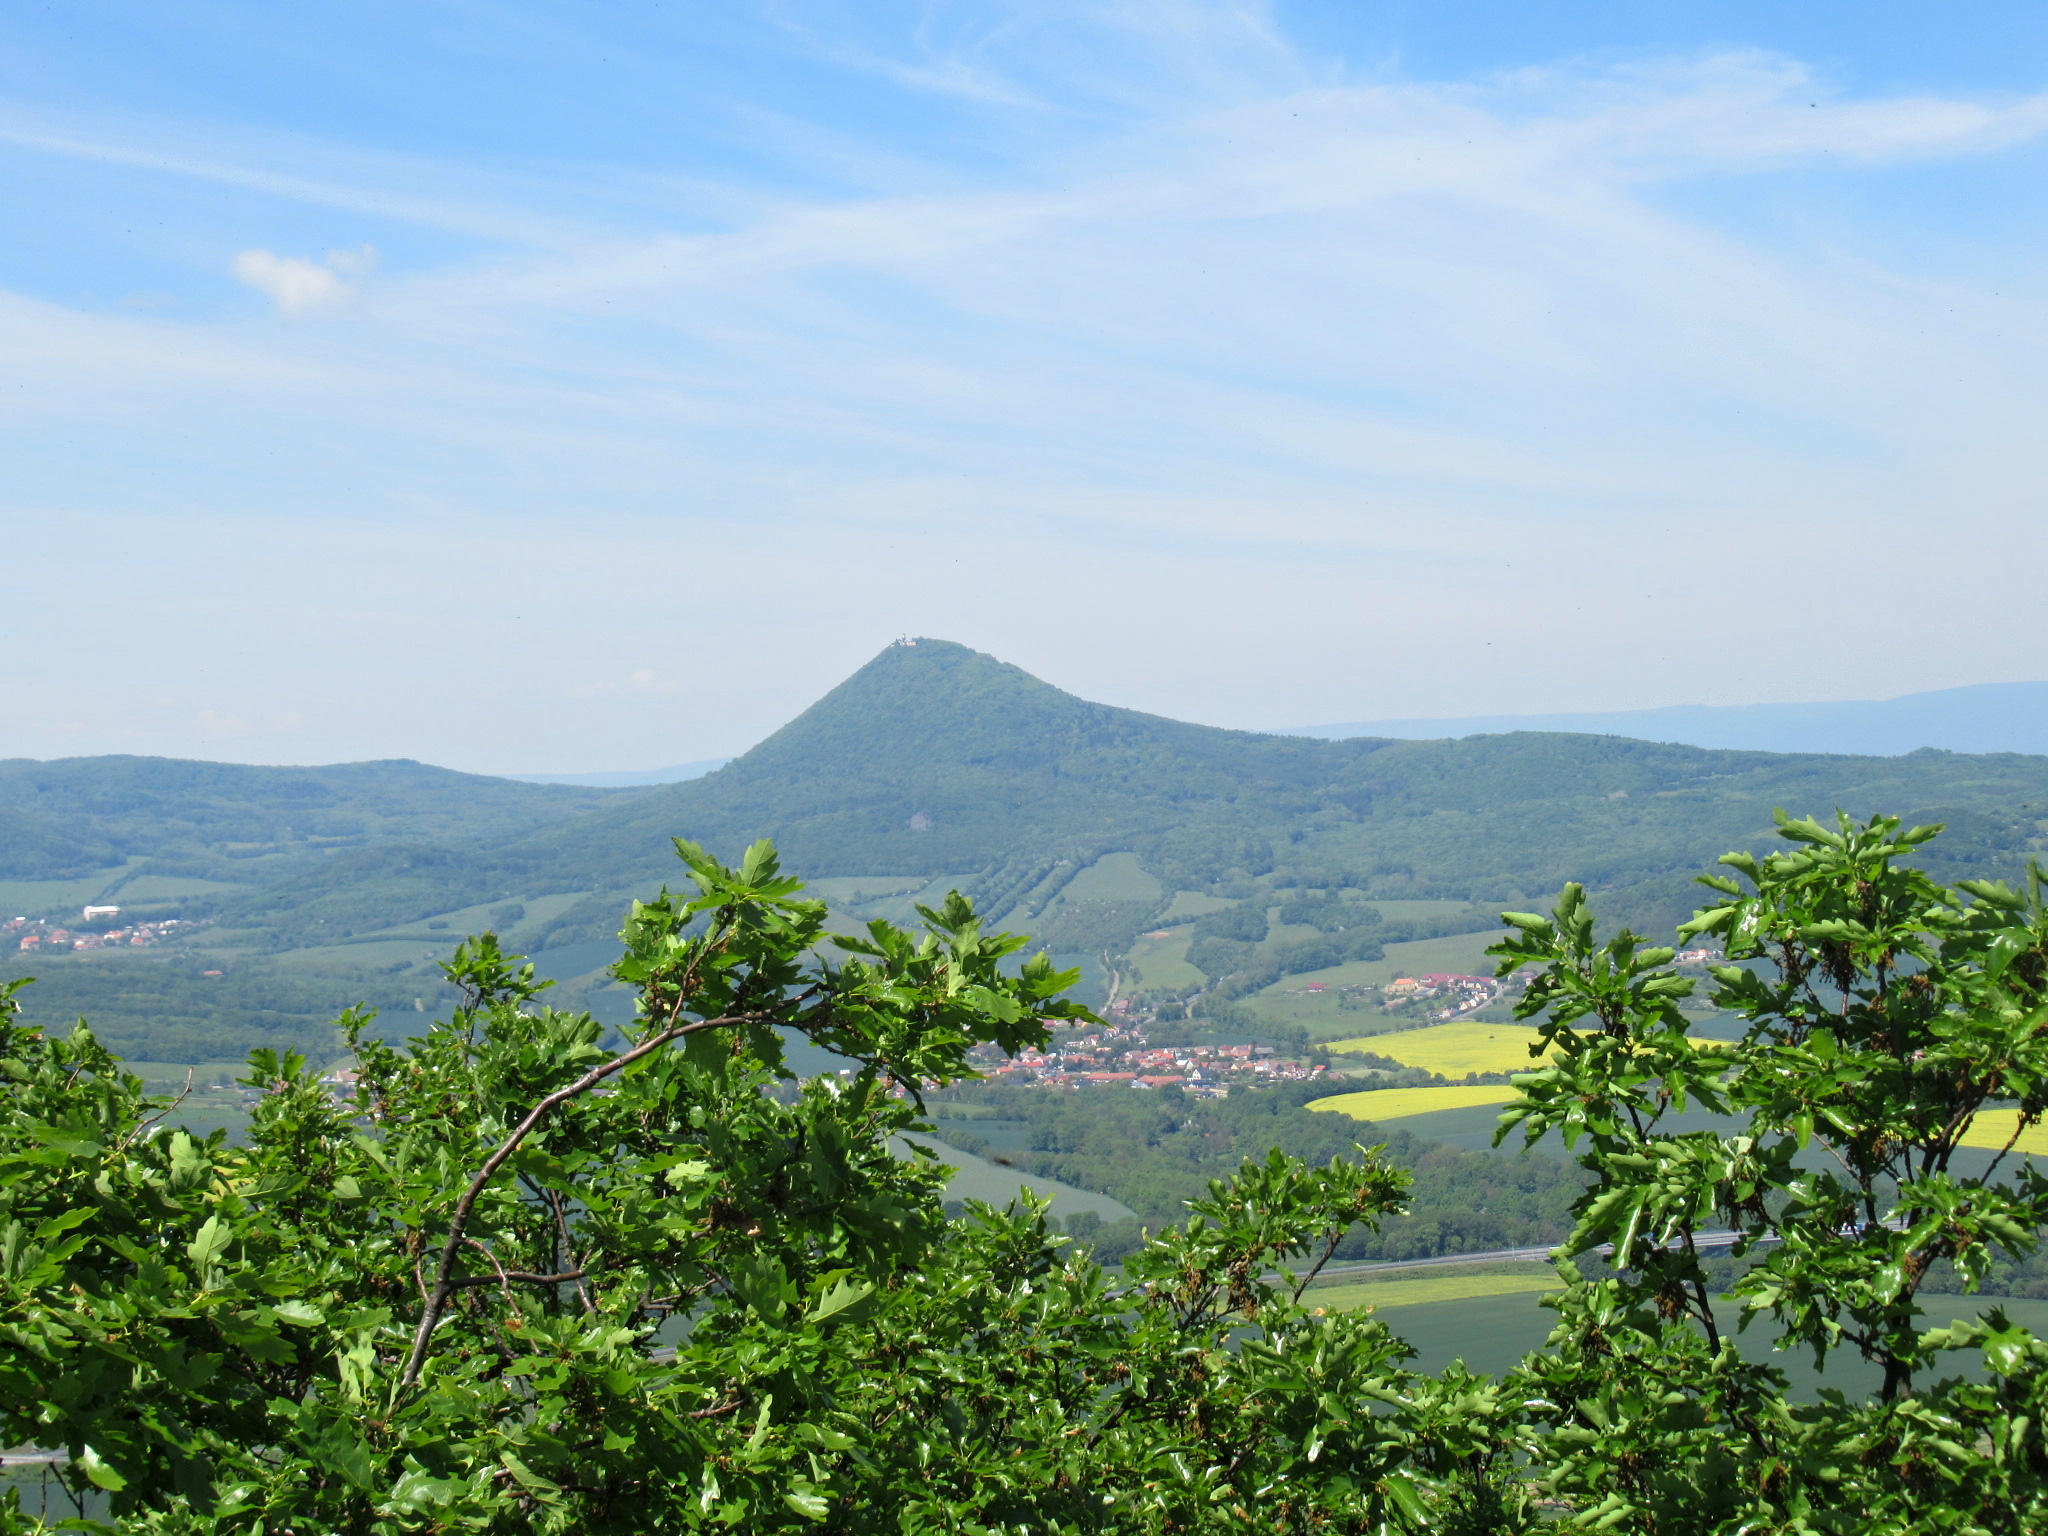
[510,640,1337,886]
[195,639,2048,959]
[737,639,1144,779]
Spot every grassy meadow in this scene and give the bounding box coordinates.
[895,1131,1139,1221]
[0,864,253,921]
[1241,930,1504,1036]
[1129,928,1203,989]
[1307,1266,1560,1313]
[1052,853,1163,906]
[0,865,136,916]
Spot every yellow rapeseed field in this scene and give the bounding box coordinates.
[1326,1020,1552,1077]
[1309,1084,1520,1122]
[1329,1020,1731,1078]
[1958,1109,2048,1157]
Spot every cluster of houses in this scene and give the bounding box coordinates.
[1376,972,1504,1018]
[1362,952,1720,1020]
[969,1025,1325,1098]
[7,907,198,953]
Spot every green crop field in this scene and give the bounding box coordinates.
[1233,985,1390,1035]
[895,1132,1138,1221]
[1054,852,1163,906]
[1369,1291,2048,1396]
[495,892,605,940]
[256,892,599,974]
[1129,929,1203,990]
[335,892,586,947]
[1309,1269,1559,1312]
[0,866,135,917]
[1260,915,1325,948]
[804,875,930,930]
[1242,931,1503,1035]
[270,940,450,971]
[105,874,254,903]
[1159,891,1238,920]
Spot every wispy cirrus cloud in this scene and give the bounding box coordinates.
[3,6,2048,768]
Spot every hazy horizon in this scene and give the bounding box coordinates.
[7,660,2044,777]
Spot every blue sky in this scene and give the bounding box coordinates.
[6,2,2047,771]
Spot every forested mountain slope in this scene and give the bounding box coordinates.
[231,638,2048,942]
[0,755,627,884]
[6,639,2048,1060]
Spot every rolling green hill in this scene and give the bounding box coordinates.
[216,639,2048,944]
[7,638,2048,1061]
[0,755,628,888]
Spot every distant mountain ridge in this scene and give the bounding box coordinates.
[1281,681,2048,756]
[8,640,2048,1062]
[0,755,625,884]
[214,640,2048,949]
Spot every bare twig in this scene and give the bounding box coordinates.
[447,1267,591,1290]
[547,1186,596,1313]
[398,1009,766,1388]
[462,1236,522,1321]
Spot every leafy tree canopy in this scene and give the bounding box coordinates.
[7,817,2048,1532]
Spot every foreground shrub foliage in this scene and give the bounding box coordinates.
[2,817,2048,1532]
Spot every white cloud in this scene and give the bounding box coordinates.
[229,245,379,314]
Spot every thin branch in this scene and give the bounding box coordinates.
[398,1008,768,1388]
[1291,1229,1346,1304]
[447,1267,590,1290]
[1977,1109,2030,1185]
[118,1068,195,1151]
[462,1236,522,1321]
[548,1186,596,1314]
